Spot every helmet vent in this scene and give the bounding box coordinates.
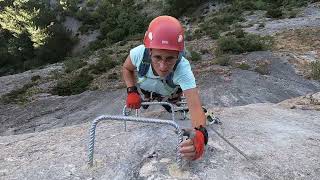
[178,35,183,43]
[148,32,153,40]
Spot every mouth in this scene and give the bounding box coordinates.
[159,70,169,75]
[160,70,168,73]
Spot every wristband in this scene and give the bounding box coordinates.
[127,86,138,94]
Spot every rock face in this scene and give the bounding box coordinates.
[279,92,320,110]
[0,64,63,97]
[199,51,320,107]
[1,3,320,180]
[244,3,320,35]
[1,104,319,179]
[0,90,126,136]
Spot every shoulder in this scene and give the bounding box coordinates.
[175,56,192,73]
[174,56,196,90]
[129,44,146,67]
[130,44,145,54]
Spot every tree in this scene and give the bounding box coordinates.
[0,0,49,47]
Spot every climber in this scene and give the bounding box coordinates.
[122,16,208,161]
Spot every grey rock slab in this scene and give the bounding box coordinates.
[244,3,320,35]
[0,64,63,97]
[0,90,126,136]
[199,52,320,107]
[244,16,320,36]
[0,103,319,179]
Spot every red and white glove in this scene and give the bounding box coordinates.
[126,86,141,109]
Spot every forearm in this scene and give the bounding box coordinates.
[184,88,206,128]
[122,66,136,88]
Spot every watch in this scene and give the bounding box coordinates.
[127,86,138,94]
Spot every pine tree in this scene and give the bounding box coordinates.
[0,0,49,47]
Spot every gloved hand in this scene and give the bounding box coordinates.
[191,129,205,160]
[180,126,208,160]
[126,92,141,109]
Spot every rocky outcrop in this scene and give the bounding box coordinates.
[279,92,320,110]
[244,3,320,35]
[198,51,320,107]
[1,103,319,179]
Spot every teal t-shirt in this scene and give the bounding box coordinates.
[130,44,196,96]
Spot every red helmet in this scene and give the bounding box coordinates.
[144,16,184,52]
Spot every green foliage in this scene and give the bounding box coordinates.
[0,3,48,47]
[37,24,77,63]
[200,9,245,39]
[198,0,314,40]
[59,0,79,15]
[216,30,273,55]
[88,39,108,51]
[79,0,150,44]
[164,0,207,17]
[311,60,320,80]
[51,69,94,96]
[86,0,96,7]
[238,63,251,70]
[0,82,36,104]
[31,75,41,82]
[88,53,118,74]
[0,0,76,76]
[108,72,118,80]
[64,57,87,73]
[255,63,270,75]
[266,7,283,19]
[190,50,202,62]
[215,55,230,66]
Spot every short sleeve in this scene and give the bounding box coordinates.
[174,57,197,91]
[129,44,145,69]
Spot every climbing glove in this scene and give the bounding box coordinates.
[183,126,208,160]
[126,86,141,109]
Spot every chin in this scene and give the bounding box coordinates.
[159,72,169,77]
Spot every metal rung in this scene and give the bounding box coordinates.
[88,115,183,168]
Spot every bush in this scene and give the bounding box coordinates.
[215,55,231,66]
[86,0,96,7]
[1,82,36,104]
[108,72,118,80]
[238,63,251,70]
[200,11,244,39]
[266,7,283,19]
[216,32,273,55]
[51,69,94,96]
[88,54,118,74]
[216,36,242,54]
[164,0,206,17]
[311,60,320,80]
[94,1,149,44]
[31,75,41,82]
[78,24,92,34]
[64,57,87,73]
[190,50,202,61]
[88,39,109,51]
[255,63,270,75]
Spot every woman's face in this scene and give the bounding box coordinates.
[150,48,179,77]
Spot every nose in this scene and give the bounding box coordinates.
[159,61,169,70]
